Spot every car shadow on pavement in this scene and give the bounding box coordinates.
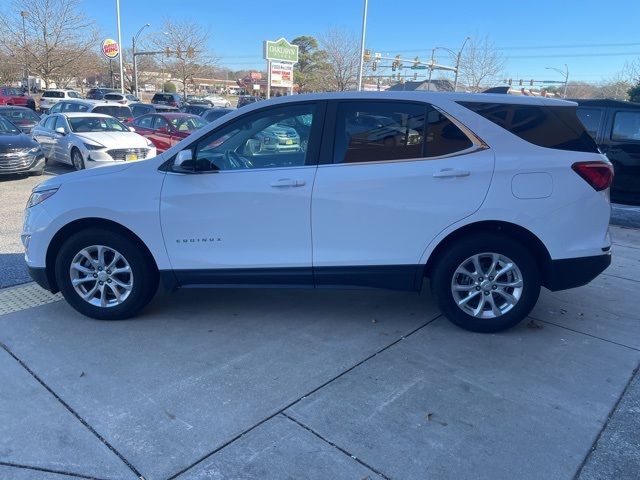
[0,253,30,288]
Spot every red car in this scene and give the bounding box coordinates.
[129,113,207,152]
[0,86,36,110]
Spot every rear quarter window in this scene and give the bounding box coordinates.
[458,101,599,153]
[576,108,603,139]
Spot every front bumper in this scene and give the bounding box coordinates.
[545,252,612,291]
[0,154,45,175]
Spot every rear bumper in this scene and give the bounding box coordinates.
[545,252,611,291]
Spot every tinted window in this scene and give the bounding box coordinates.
[69,116,127,133]
[192,104,317,171]
[0,108,39,122]
[49,103,63,113]
[0,115,20,134]
[611,111,640,142]
[67,91,81,98]
[204,109,233,122]
[43,116,56,129]
[425,106,473,157]
[170,116,206,132]
[576,108,603,138]
[459,101,599,153]
[91,106,132,119]
[334,102,426,163]
[153,116,169,130]
[43,91,64,98]
[132,105,152,117]
[134,115,153,128]
[104,94,124,101]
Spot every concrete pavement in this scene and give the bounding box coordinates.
[0,225,638,479]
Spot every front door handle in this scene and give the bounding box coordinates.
[433,168,471,178]
[270,178,306,188]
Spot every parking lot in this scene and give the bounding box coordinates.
[0,168,639,479]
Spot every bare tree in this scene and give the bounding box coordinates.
[623,58,640,84]
[151,19,217,98]
[458,36,505,92]
[0,0,98,89]
[595,74,632,101]
[318,28,361,91]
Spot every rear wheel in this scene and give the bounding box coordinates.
[430,234,541,333]
[54,228,158,320]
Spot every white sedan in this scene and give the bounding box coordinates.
[203,94,232,108]
[31,112,156,170]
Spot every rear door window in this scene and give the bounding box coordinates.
[135,115,153,129]
[67,91,81,98]
[576,108,603,138]
[459,101,599,153]
[611,111,640,142]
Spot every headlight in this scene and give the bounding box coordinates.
[83,142,105,150]
[146,139,154,147]
[27,146,42,156]
[27,188,58,208]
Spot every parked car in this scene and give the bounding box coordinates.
[202,94,231,108]
[180,104,210,116]
[185,95,213,107]
[31,112,155,170]
[237,95,261,108]
[22,92,612,332]
[573,99,640,206]
[345,114,422,147]
[39,89,82,113]
[0,114,44,175]
[0,106,41,134]
[103,92,139,105]
[151,92,185,109]
[0,86,36,110]
[244,122,301,155]
[130,102,179,118]
[44,100,134,123]
[129,113,206,152]
[202,108,234,123]
[86,88,119,100]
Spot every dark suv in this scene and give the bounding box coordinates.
[574,99,640,205]
[151,92,184,108]
[86,88,119,100]
[237,95,261,108]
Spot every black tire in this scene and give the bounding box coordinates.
[71,148,85,170]
[430,233,541,333]
[54,228,158,320]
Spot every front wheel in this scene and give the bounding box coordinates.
[430,234,541,333]
[71,148,85,170]
[54,228,158,320]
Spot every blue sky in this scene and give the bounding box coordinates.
[81,0,639,84]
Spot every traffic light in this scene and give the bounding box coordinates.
[395,54,401,69]
[363,49,371,62]
[372,61,377,71]
[391,62,397,72]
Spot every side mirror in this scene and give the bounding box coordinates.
[54,127,66,135]
[129,126,136,132]
[173,149,194,173]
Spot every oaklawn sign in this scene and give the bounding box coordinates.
[263,38,299,63]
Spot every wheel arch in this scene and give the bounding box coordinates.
[422,220,552,287]
[45,217,159,293]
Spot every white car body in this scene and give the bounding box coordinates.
[203,95,232,108]
[22,92,613,331]
[103,93,139,106]
[39,89,82,112]
[30,112,156,169]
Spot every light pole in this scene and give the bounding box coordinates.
[453,36,471,92]
[357,0,369,91]
[20,11,29,94]
[546,64,569,98]
[132,23,150,97]
[427,48,435,91]
[115,0,125,93]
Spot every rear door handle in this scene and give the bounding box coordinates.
[270,178,306,188]
[433,168,471,178]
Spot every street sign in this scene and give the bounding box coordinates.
[270,62,293,88]
[101,38,120,60]
[263,38,299,63]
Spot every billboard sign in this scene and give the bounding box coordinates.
[263,38,299,63]
[270,62,293,88]
[101,39,120,60]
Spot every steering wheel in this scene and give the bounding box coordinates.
[225,150,254,169]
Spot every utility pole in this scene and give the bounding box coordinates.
[115,0,125,93]
[427,48,435,92]
[20,11,29,95]
[357,0,369,91]
[132,23,150,97]
[453,36,470,92]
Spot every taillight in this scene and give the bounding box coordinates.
[126,117,133,123]
[571,161,614,191]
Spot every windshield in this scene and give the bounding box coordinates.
[0,109,40,122]
[68,116,128,133]
[170,116,207,132]
[0,115,21,134]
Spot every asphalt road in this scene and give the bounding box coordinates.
[1,163,639,289]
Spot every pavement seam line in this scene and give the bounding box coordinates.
[167,313,442,480]
[572,363,640,480]
[529,316,640,352]
[0,460,108,480]
[280,413,391,480]
[601,272,640,284]
[0,342,145,480]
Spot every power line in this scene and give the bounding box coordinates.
[378,42,640,54]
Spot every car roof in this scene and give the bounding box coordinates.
[251,91,575,107]
[155,113,199,118]
[61,112,113,118]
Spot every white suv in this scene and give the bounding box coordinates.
[22,92,613,332]
[39,89,82,113]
